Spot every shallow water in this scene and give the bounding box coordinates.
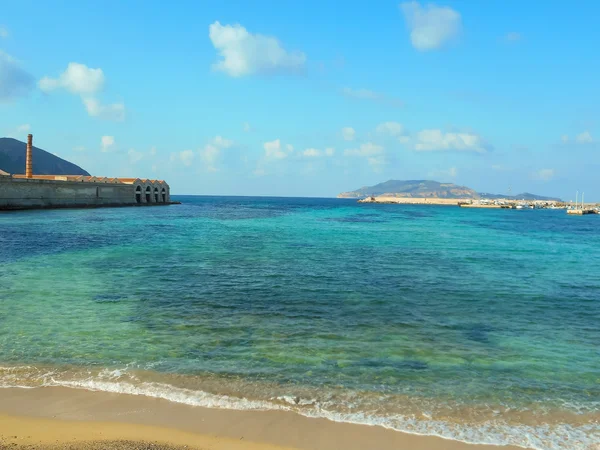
[1,197,599,449]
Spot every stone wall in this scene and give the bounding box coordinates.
[0,176,136,210]
[133,180,170,205]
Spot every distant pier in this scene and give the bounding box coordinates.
[357,194,599,213]
[567,209,595,215]
[567,192,598,215]
[459,204,510,209]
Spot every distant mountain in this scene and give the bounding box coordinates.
[338,180,480,199]
[479,192,562,202]
[0,137,90,176]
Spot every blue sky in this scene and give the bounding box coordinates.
[1,1,598,199]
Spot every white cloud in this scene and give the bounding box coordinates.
[561,131,594,144]
[344,142,387,170]
[6,123,31,139]
[255,140,294,176]
[376,121,409,141]
[200,135,234,171]
[367,156,386,169]
[430,167,458,178]
[299,147,335,158]
[73,146,86,152]
[264,139,293,159]
[376,121,404,136]
[505,32,522,42]
[39,62,104,95]
[342,127,356,141]
[209,21,306,77]
[101,135,115,152]
[39,62,125,121]
[0,26,8,38]
[400,1,462,51]
[212,135,233,148]
[532,168,555,181]
[0,51,34,102]
[344,142,384,157]
[128,149,143,164]
[412,129,488,153]
[575,131,593,143]
[179,150,195,166]
[150,147,157,156]
[243,122,252,132]
[253,167,266,177]
[302,148,321,158]
[340,87,403,107]
[202,145,220,171]
[83,97,125,121]
[341,88,380,100]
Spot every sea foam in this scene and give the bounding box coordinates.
[1,366,598,450]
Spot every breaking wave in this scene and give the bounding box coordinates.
[1,365,598,450]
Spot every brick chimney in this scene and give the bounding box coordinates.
[26,134,33,178]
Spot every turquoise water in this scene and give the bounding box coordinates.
[1,197,599,449]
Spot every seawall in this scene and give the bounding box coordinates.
[0,175,174,211]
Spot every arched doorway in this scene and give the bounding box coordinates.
[135,186,142,204]
[161,188,167,203]
[145,186,152,203]
[154,187,159,203]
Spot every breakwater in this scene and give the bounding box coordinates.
[358,196,464,205]
[358,195,600,213]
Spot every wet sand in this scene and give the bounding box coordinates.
[0,387,524,450]
[0,442,191,450]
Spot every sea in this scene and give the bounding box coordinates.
[0,196,598,449]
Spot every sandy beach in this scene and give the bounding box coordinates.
[0,387,525,450]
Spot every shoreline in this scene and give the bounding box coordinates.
[0,387,524,450]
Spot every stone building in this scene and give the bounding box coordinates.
[0,134,172,210]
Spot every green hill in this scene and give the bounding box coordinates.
[479,192,562,201]
[0,137,90,176]
[338,180,480,199]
